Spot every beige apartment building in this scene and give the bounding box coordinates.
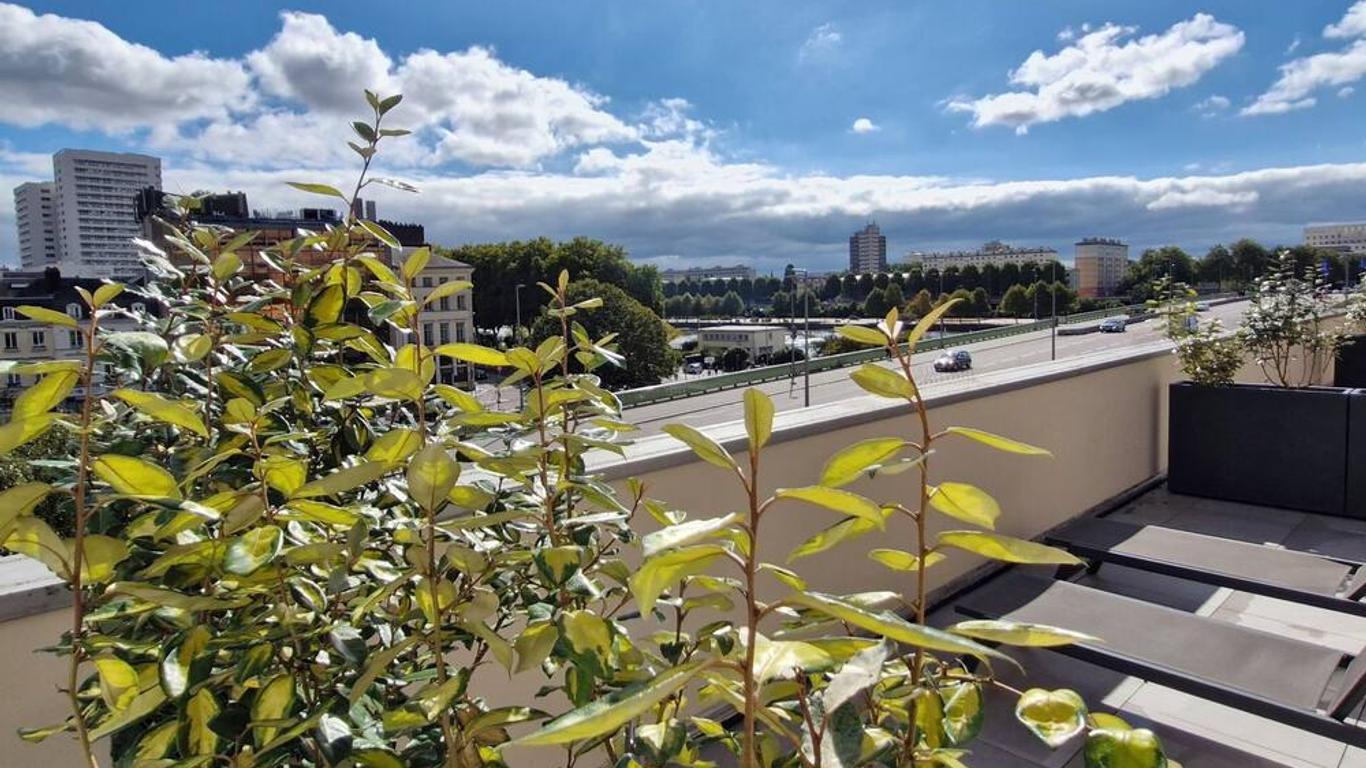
[1073,237,1129,298]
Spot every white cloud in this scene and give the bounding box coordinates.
[1287,35,1302,55]
[799,23,842,62]
[1242,39,1366,115]
[1245,3,1366,116]
[0,3,252,130]
[247,11,396,113]
[1325,1,1366,39]
[851,117,879,134]
[948,14,1243,133]
[1341,85,1357,97]
[1193,94,1230,116]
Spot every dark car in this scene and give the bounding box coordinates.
[933,349,972,372]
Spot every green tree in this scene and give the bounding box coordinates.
[882,281,904,311]
[719,290,745,317]
[862,286,889,317]
[822,274,843,300]
[531,279,678,389]
[946,288,973,317]
[907,288,934,318]
[720,346,750,371]
[1200,244,1234,287]
[970,286,991,317]
[1231,238,1270,286]
[1001,283,1031,318]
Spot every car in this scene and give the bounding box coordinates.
[684,361,704,375]
[933,349,972,372]
[1195,301,1211,312]
[1098,316,1128,333]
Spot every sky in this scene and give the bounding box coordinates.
[1,1,1365,274]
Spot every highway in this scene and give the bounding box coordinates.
[621,301,1249,436]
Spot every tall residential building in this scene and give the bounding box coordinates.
[909,240,1058,270]
[13,149,163,279]
[848,223,887,274]
[13,182,57,269]
[1304,222,1366,255]
[1073,237,1130,298]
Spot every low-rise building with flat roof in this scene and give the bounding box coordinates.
[697,324,787,360]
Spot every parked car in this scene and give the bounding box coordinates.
[1099,316,1128,333]
[933,349,972,372]
[684,361,704,375]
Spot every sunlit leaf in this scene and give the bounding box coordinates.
[93,454,181,499]
[822,639,891,713]
[1016,688,1087,749]
[17,304,78,328]
[13,370,78,418]
[836,325,889,347]
[631,544,729,614]
[951,620,1099,647]
[943,426,1051,456]
[224,525,283,575]
[252,675,297,747]
[928,482,1001,529]
[788,508,892,563]
[0,414,54,455]
[641,513,741,558]
[113,389,208,437]
[434,343,509,367]
[94,656,139,711]
[868,548,945,573]
[661,423,736,471]
[294,461,388,498]
[907,299,960,350]
[820,438,906,488]
[407,444,459,511]
[184,688,221,755]
[776,486,884,528]
[850,364,914,400]
[743,388,774,449]
[936,530,1082,565]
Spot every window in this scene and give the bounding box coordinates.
[5,374,18,387]
[31,331,46,349]
[67,330,80,348]
[1,307,12,321]
[439,296,450,312]
[439,322,451,345]
[456,295,467,311]
[455,322,466,343]
[4,331,18,351]
[66,302,82,319]
[423,323,434,344]
[421,277,432,287]
[131,302,146,314]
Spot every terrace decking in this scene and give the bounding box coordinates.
[929,486,1366,767]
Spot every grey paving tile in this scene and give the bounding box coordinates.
[1282,514,1366,563]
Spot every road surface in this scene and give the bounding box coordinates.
[620,301,1248,436]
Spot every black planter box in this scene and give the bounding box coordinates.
[1349,390,1366,519]
[1168,382,1351,516]
[1337,335,1366,388]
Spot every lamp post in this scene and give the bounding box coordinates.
[792,268,812,407]
[514,283,525,410]
[1050,259,1057,361]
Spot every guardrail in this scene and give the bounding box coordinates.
[618,294,1245,408]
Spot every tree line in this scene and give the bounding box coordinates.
[1117,240,1363,301]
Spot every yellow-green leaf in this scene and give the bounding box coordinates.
[743,388,774,449]
[407,444,459,511]
[785,591,1014,666]
[950,620,1099,647]
[751,634,834,683]
[260,456,308,496]
[1015,688,1087,749]
[936,530,1082,565]
[307,284,345,325]
[512,660,713,746]
[401,247,432,281]
[0,482,52,537]
[223,525,283,575]
[907,299,960,350]
[514,621,559,674]
[836,325,889,347]
[943,426,1051,456]
[173,333,213,363]
[1084,728,1169,768]
[434,343,508,367]
[787,508,892,563]
[561,610,612,659]
[184,688,221,755]
[93,454,181,499]
[92,283,124,308]
[281,500,359,528]
[641,513,741,558]
[286,181,346,199]
[661,424,736,471]
[95,656,139,711]
[76,535,129,584]
[868,548,946,573]
[0,414,54,455]
[113,389,208,437]
[5,517,69,577]
[820,438,906,488]
[212,250,242,280]
[293,461,388,498]
[850,364,915,400]
[252,675,297,747]
[776,486,885,528]
[631,544,729,614]
[423,279,473,307]
[13,370,78,418]
[365,367,423,401]
[366,428,423,464]
[928,482,1001,529]
[17,304,78,328]
[133,721,178,760]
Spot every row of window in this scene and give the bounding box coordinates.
[420,321,467,345]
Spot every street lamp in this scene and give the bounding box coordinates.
[1050,259,1057,361]
[792,268,811,407]
[514,283,525,409]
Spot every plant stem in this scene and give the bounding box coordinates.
[740,451,761,768]
[68,311,100,768]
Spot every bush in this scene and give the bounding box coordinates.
[1241,251,1341,387]
[0,94,1171,768]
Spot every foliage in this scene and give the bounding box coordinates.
[906,289,935,319]
[0,428,74,536]
[1240,251,1342,387]
[1347,276,1366,334]
[4,96,1172,768]
[999,284,1031,318]
[530,278,678,390]
[720,347,751,371]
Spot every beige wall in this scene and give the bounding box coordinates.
[0,341,1334,766]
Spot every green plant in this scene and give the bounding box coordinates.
[1347,276,1366,333]
[1148,277,1242,387]
[1241,250,1342,387]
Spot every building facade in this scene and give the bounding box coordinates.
[13,182,57,270]
[397,249,476,387]
[1073,238,1130,298]
[48,150,162,278]
[849,223,887,274]
[1304,222,1366,255]
[698,324,787,360]
[909,240,1058,270]
[658,265,756,282]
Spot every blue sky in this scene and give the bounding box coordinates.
[2,1,1365,273]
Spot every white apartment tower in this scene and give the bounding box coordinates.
[11,150,162,278]
[13,181,57,269]
[848,222,887,274]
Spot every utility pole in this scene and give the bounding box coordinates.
[515,283,525,410]
[1050,260,1057,361]
[793,267,811,407]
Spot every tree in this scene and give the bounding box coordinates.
[1200,244,1234,287]
[719,290,745,317]
[1000,284,1031,318]
[1118,246,1198,301]
[1231,238,1270,286]
[946,288,973,317]
[970,287,991,317]
[720,346,750,371]
[769,290,790,317]
[862,286,889,317]
[822,274,843,300]
[882,282,904,311]
[907,288,934,318]
[531,278,678,389]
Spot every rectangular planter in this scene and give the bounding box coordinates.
[1337,335,1366,388]
[1350,390,1366,519]
[1168,382,1351,516]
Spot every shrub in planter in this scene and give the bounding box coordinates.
[1166,254,1352,515]
[0,97,1172,768]
[1336,279,1366,387]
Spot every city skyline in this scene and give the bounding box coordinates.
[1,2,1365,273]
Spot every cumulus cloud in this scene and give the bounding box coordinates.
[1193,94,1230,116]
[851,117,879,133]
[1325,1,1366,39]
[948,14,1243,133]
[1244,3,1366,116]
[247,11,395,112]
[0,3,252,130]
[799,23,842,61]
